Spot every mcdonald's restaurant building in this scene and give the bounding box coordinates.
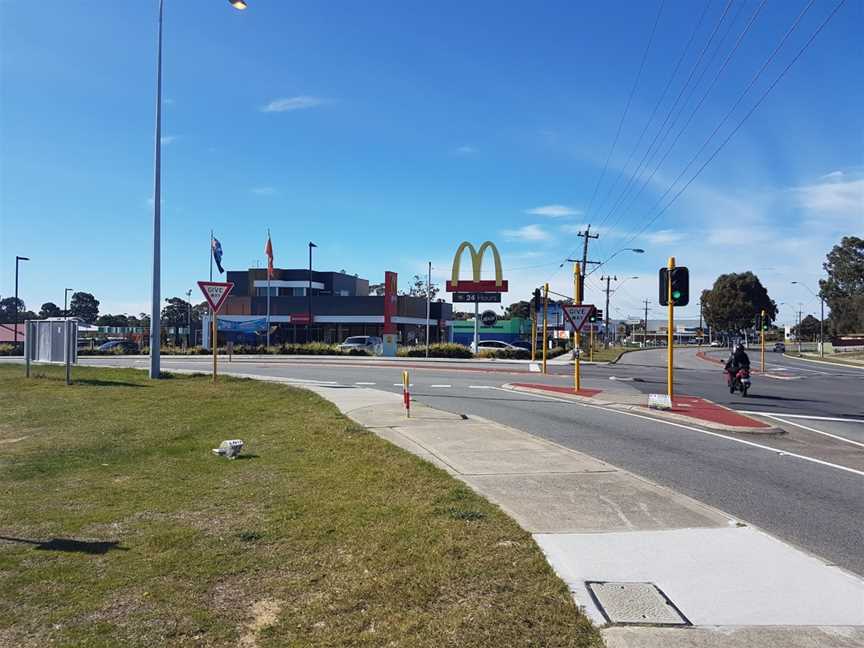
[205,267,454,346]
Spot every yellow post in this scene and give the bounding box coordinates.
[212,310,218,382]
[531,299,537,362]
[402,370,410,418]
[760,308,766,373]
[667,256,675,399]
[589,325,594,362]
[574,262,581,391]
[542,283,549,374]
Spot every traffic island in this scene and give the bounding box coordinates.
[0,364,602,648]
[503,383,782,434]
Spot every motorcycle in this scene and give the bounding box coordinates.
[727,367,751,396]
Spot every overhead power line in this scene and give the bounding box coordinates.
[605,0,768,239]
[566,0,665,265]
[623,0,848,248]
[592,0,714,234]
[591,0,736,243]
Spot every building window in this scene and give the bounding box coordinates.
[255,287,279,297]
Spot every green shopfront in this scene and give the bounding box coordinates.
[452,316,531,347]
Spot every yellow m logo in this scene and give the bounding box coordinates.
[450,241,504,288]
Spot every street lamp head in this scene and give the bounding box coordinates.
[790,281,799,285]
[229,0,248,9]
[630,248,645,254]
[17,256,30,262]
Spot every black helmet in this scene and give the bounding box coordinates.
[735,343,744,351]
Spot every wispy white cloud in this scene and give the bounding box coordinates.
[525,204,581,218]
[789,175,864,219]
[251,186,277,196]
[160,135,177,145]
[644,229,685,245]
[260,96,329,112]
[454,145,478,155]
[501,224,550,242]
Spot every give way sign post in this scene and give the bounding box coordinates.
[563,305,595,332]
[198,281,234,381]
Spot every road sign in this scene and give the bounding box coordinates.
[563,305,595,332]
[452,292,502,303]
[197,281,234,312]
[480,310,498,326]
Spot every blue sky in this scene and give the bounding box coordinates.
[1,0,861,325]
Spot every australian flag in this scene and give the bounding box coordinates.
[212,237,224,274]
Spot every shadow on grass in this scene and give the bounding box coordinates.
[74,379,149,388]
[0,536,129,554]
[235,454,260,460]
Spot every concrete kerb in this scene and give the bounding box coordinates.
[501,383,785,435]
[783,352,864,370]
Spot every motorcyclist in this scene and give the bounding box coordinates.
[724,344,751,386]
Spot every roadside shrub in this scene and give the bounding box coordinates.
[477,348,531,360]
[0,344,21,356]
[398,343,473,359]
[548,346,568,359]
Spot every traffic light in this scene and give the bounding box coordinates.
[590,309,603,323]
[659,267,689,306]
[759,310,769,331]
[533,288,542,310]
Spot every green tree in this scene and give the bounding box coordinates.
[0,297,35,323]
[69,292,100,324]
[39,302,63,318]
[820,236,864,335]
[96,314,130,327]
[792,314,821,341]
[701,273,777,333]
[505,301,531,319]
[400,275,439,300]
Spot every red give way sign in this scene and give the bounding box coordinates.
[197,281,234,312]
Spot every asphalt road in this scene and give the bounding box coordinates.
[9,350,863,576]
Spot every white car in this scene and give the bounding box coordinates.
[338,336,382,355]
[471,340,523,353]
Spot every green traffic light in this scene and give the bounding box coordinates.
[672,290,681,299]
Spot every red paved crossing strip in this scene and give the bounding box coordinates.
[663,396,771,429]
[510,383,602,397]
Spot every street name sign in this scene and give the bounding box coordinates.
[563,305,595,332]
[198,281,234,312]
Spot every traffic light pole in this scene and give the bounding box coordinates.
[667,256,675,399]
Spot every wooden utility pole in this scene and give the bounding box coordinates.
[601,275,616,348]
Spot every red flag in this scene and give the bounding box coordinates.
[265,233,274,279]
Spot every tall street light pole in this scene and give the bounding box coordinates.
[425,261,432,356]
[308,242,317,342]
[791,281,825,358]
[149,0,248,379]
[14,256,29,345]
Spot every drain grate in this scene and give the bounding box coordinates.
[586,581,690,626]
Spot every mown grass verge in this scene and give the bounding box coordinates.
[0,364,600,647]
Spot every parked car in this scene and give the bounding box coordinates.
[470,340,523,353]
[98,339,139,353]
[338,336,382,355]
[773,342,786,353]
[709,340,722,347]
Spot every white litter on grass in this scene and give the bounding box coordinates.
[212,439,244,459]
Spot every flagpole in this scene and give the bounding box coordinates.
[266,229,271,349]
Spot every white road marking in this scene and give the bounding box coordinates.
[393,383,414,387]
[354,382,376,385]
[429,384,452,388]
[488,387,864,478]
[737,411,864,424]
[760,415,864,449]
[469,385,493,389]
[277,377,339,385]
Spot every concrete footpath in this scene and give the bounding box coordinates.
[297,381,864,648]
